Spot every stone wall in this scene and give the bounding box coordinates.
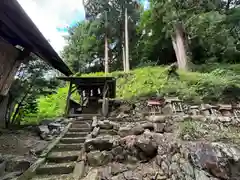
[81,98,240,179]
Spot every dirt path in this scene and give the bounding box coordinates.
[0,129,48,156]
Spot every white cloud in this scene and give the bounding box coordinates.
[144,1,150,10]
[17,0,85,54]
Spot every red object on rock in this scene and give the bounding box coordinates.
[147,98,165,106]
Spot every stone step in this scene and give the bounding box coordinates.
[46,151,79,163]
[64,132,89,138]
[68,128,90,132]
[69,114,100,119]
[60,137,85,144]
[99,129,118,135]
[53,143,83,151]
[72,119,92,124]
[32,174,72,180]
[71,123,90,128]
[36,162,75,175]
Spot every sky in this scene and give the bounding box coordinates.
[17,0,149,55]
[17,0,85,54]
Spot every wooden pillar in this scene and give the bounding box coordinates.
[65,82,73,116]
[0,41,22,128]
[0,95,9,128]
[0,41,20,96]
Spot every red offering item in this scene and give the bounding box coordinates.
[147,99,165,106]
[147,100,161,105]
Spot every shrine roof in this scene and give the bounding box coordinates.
[0,0,72,76]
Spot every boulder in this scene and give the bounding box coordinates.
[92,117,98,128]
[123,171,142,180]
[84,136,115,152]
[180,160,194,178]
[1,171,22,180]
[118,125,144,137]
[164,124,174,133]
[54,117,65,123]
[218,117,232,123]
[109,122,120,131]
[36,125,49,140]
[135,135,157,159]
[110,163,128,176]
[147,115,167,123]
[111,146,126,162]
[116,112,129,119]
[48,122,61,131]
[82,169,100,180]
[98,120,113,130]
[132,126,144,135]
[194,169,211,180]
[91,127,100,138]
[119,104,133,113]
[120,135,137,150]
[39,119,52,125]
[188,142,236,179]
[3,155,32,172]
[141,123,154,131]
[162,104,173,115]
[0,160,6,176]
[87,151,113,166]
[118,126,132,137]
[211,142,240,162]
[154,123,165,133]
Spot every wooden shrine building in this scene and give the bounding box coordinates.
[58,77,116,117]
[0,0,72,127]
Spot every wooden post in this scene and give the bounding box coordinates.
[0,41,28,128]
[0,41,20,96]
[65,82,73,116]
[125,8,130,72]
[0,95,9,128]
[102,82,109,117]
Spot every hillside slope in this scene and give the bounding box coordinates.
[34,66,239,120]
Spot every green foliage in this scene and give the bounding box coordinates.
[62,0,240,73]
[35,65,240,120]
[36,87,69,119]
[7,57,60,126]
[136,0,240,66]
[179,119,198,139]
[62,0,141,73]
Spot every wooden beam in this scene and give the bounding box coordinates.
[0,40,20,96]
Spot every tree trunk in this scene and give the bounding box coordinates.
[104,11,109,74]
[125,8,130,72]
[172,24,188,71]
[104,35,109,73]
[11,93,28,125]
[11,74,37,125]
[122,42,126,72]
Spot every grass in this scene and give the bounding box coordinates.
[179,119,240,144]
[24,65,240,123]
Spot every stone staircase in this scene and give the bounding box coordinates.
[20,116,93,180]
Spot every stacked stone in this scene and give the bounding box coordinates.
[82,114,240,180]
